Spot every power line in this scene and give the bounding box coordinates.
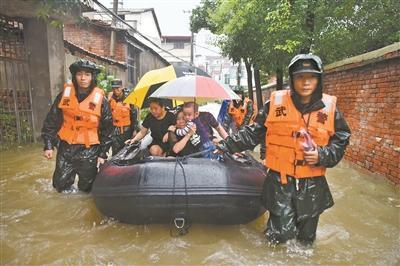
[193,43,221,55]
[92,0,189,63]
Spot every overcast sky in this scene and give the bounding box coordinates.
[99,0,201,35]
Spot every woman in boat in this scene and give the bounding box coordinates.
[126,98,175,156]
[168,109,201,156]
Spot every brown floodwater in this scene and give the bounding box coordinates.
[1,144,399,265]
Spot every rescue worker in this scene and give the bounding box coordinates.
[217,54,351,246]
[109,79,139,155]
[42,59,113,193]
[221,88,257,134]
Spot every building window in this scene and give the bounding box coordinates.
[127,45,137,84]
[125,20,137,29]
[224,74,230,84]
[173,42,184,49]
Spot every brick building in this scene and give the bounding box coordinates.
[64,40,127,84]
[63,18,169,88]
[64,22,126,63]
[1,1,77,144]
[251,43,399,184]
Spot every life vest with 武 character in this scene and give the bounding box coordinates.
[264,90,336,184]
[58,83,104,148]
[228,97,257,127]
[109,97,131,133]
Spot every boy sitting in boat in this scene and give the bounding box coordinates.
[182,102,228,158]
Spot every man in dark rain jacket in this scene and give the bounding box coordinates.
[218,54,351,246]
[108,79,139,155]
[42,59,113,193]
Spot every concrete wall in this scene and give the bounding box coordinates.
[85,9,162,46]
[132,11,161,45]
[137,50,169,81]
[324,43,400,184]
[24,18,65,141]
[160,41,191,63]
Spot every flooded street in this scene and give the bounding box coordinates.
[1,144,399,265]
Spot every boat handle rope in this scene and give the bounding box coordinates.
[174,217,185,229]
[170,156,191,237]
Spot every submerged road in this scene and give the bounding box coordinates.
[1,143,399,265]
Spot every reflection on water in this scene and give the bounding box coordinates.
[1,144,399,265]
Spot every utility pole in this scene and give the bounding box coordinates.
[190,31,194,65]
[110,0,118,58]
[236,60,241,89]
[183,10,194,65]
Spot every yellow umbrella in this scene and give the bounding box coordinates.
[124,63,209,108]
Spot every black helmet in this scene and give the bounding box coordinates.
[69,59,100,75]
[111,79,123,88]
[288,54,324,109]
[288,54,323,75]
[233,86,244,94]
[69,59,99,90]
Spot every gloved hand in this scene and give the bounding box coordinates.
[125,138,139,145]
[214,140,229,155]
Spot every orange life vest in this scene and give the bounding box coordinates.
[228,98,257,127]
[109,97,131,133]
[264,90,336,184]
[58,83,104,148]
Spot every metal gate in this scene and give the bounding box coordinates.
[0,15,35,147]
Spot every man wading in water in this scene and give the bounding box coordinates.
[217,54,351,246]
[42,59,113,193]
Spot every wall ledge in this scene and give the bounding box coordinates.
[325,42,400,73]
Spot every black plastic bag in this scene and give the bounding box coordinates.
[108,141,150,166]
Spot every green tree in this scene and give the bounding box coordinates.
[36,0,90,27]
[190,0,218,33]
[191,0,400,99]
[96,65,114,94]
[191,0,265,104]
[312,0,400,63]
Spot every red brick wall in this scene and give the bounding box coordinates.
[63,23,125,62]
[324,50,400,184]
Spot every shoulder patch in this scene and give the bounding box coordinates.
[64,87,71,97]
[275,94,283,105]
[93,92,102,104]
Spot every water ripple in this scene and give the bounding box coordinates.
[1,209,31,222]
[318,224,350,245]
[202,240,249,265]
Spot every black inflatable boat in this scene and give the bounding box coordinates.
[92,144,267,226]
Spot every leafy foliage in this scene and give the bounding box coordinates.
[139,108,150,122]
[190,0,218,33]
[191,0,400,78]
[36,0,90,28]
[96,65,114,94]
[0,102,33,148]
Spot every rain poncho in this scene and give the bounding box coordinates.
[41,88,113,192]
[219,54,351,245]
[110,93,140,155]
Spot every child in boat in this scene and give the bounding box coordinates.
[182,102,228,158]
[168,109,202,156]
[173,120,201,146]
